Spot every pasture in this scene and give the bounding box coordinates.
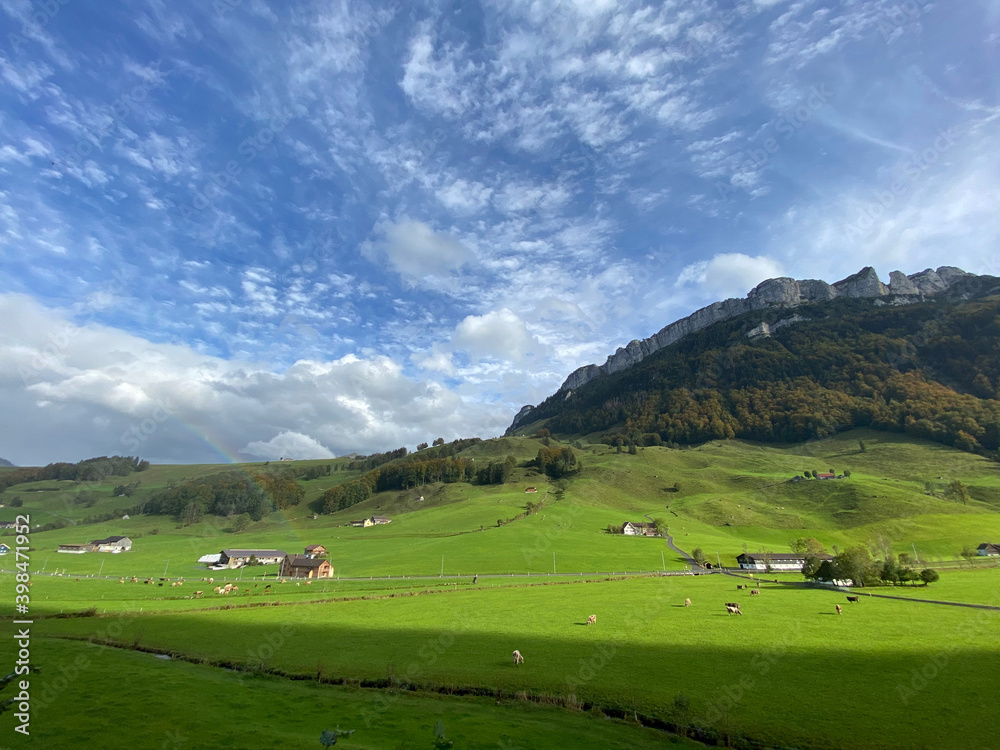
[27,571,1000,750]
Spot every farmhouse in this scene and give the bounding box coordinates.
[371,515,392,525]
[736,552,833,571]
[58,543,95,554]
[0,543,9,555]
[219,549,287,567]
[978,543,1000,557]
[89,536,132,553]
[304,544,327,557]
[349,519,372,527]
[281,554,333,578]
[350,516,391,527]
[623,521,659,537]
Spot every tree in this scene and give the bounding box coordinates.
[811,470,818,478]
[949,479,971,506]
[801,554,823,579]
[416,442,428,451]
[651,517,668,535]
[9,496,22,507]
[432,438,445,446]
[836,546,878,587]
[843,469,851,478]
[231,513,252,533]
[691,548,706,566]
[247,555,259,566]
[858,439,867,453]
[920,568,940,585]
[790,537,826,556]
[960,545,977,565]
[615,438,624,454]
[897,552,913,567]
[627,442,637,455]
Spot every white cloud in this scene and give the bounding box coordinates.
[0,294,513,464]
[362,219,474,284]
[678,253,786,299]
[241,431,334,460]
[452,308,545,366]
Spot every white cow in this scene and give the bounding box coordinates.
[512,650,524,666]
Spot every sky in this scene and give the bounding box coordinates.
[1,0,999,465]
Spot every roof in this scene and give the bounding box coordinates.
[221,549,287,557]
[90,536,130,544]
[737,552,833,562]
[285,555,329,568]
[371,515,391,521]
[624,521,655,528]
[305,544,326,551]
[978,543,1000,552]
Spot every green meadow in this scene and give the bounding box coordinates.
[20,571,1000,750]
[3,429,1000,748]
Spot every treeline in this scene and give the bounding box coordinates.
[0,455,149,493]
[533,447,579,478]
[802,547,938,587]
[346,438,484,472]
[299,464,332,480]
[534,291,1000,457]
[320,452,513,514]
[139,469,303,523]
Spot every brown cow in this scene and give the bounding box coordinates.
[194,591,203,597]
[846,595,860,603]
[836,604,842,614]
[750,589,760,596]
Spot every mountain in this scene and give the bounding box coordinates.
[0,458,13,467]
[507,267,1000,455]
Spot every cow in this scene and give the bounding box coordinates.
[684,598,691,607]
[725,602,742,615]
[473,574,478,584]
[737,584,745,590]
[846,595,860,603]
[750,589,760,596]
[264,585,271,592]
[209,578,214,584]
[586,614,597,625]
[836,604,842,614]
[512,650,524,666]
[194,591,203,597]
[119,577,125,584]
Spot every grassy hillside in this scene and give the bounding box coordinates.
[3,430,999,578]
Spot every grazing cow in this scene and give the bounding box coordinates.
[750,589,760,596]
[684,598,691,607]
[194,591,203,597]
[512,650,524,666]
[846,595,860,603]
[119,577,125,584]
[586,614,597,625]
[737,584,745,590]
[473,574,478,584]
[836,604,842,614]
[244,589,250,594]
[209,578,214,584]
[264,585,271,592]
[725,602,742,615]
[305,581,312,585]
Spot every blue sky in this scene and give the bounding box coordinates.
[1,0,998,464]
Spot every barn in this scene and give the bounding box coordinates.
[281,554,333,578]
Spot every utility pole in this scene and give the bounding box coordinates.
[98,559,104,578]
[716,551,722,569]
[912,543,920,564]
[661,551,666,572]
[441,555,444,577]
[163,559,169,577]
[553,552,556,574]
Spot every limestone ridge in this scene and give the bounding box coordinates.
[507,266,971,433]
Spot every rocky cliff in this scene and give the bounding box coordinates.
[507,266,972,433]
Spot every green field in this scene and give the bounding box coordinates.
[10,571,1000,750]
[3,429,1000,748]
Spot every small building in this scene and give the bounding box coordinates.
[219,549,287,567]
[349,519,372,528]
[978,543,1000,557]
[736,552,833,571]
[89,536,133,553]
[281,554,333,579]
[371,515,392,525]
[0,543,10,555]
[623,521,658,537]
[304,544,328,557]
[58,543,95,554]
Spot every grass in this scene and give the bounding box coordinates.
[31,572,1000,750]
[2,637,700,750]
